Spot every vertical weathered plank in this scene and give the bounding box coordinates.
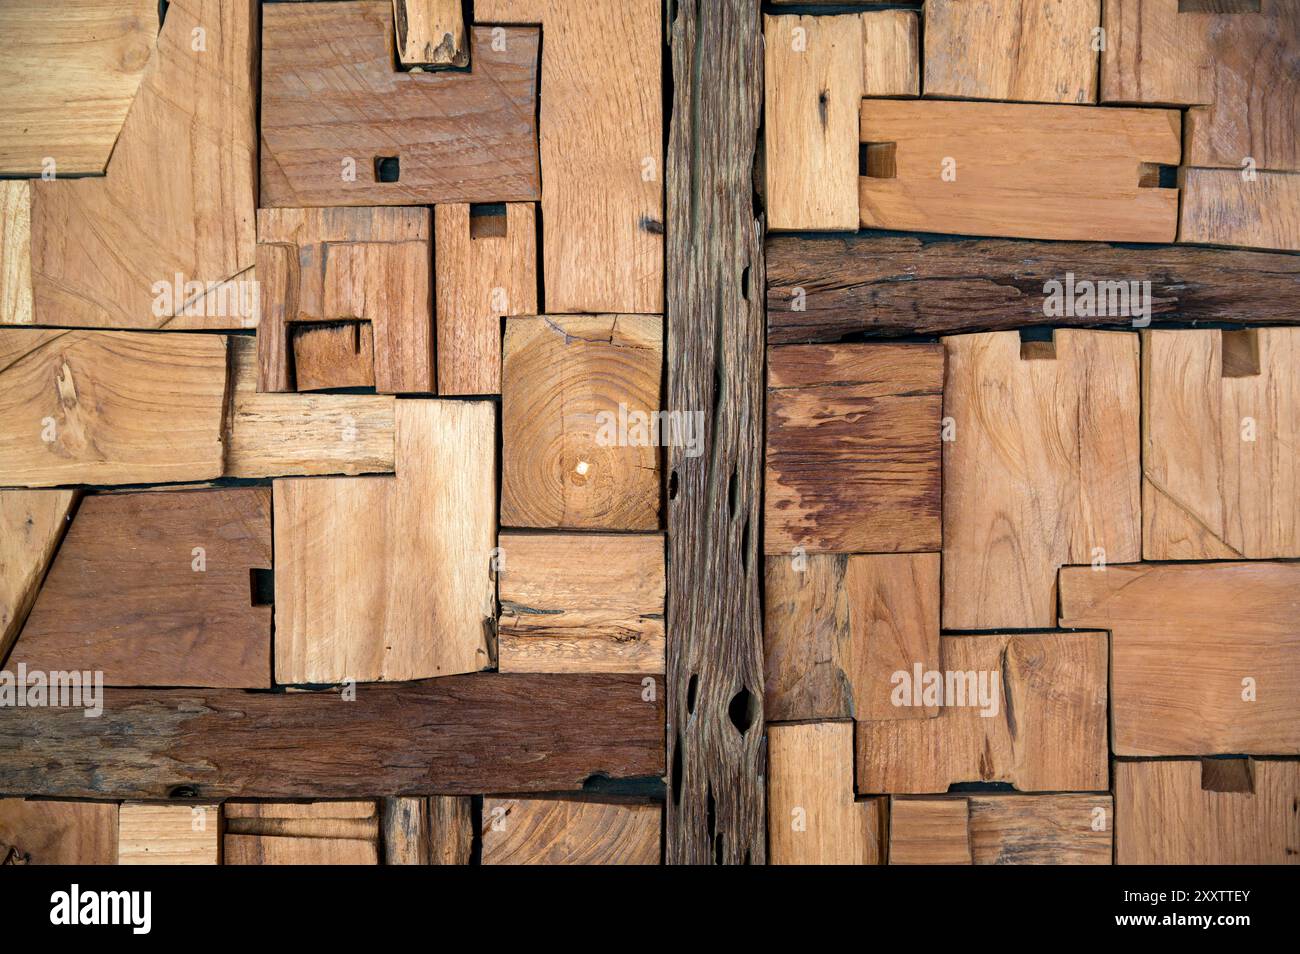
[665,0,766,864]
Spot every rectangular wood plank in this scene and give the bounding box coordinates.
[481,797,661,865]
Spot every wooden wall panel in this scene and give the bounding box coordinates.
[891,794,1113,864]
[481,798,661,865]
[1180,168,1300,252]
[0,799,117,865]
[118,804,220,865]
[0,490,76,664]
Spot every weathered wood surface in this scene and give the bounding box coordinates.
[766,233,1300,343]
[1180,168,1300,252]
[381,795,472,864]
[224,801,379,865]
[0,674,665,799]
[392,0,466,68]
[862,10,919,97]
[118,803,220,865]
[0,490,77,664]
[888,798,972,865]
[481,797,661,865]
[0,798,117,865]
[665,0,766,865]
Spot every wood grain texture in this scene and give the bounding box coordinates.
[1102,0,1298,171]
[500,316,662,531]
[118,804,220,865]
[862,10,919,97]
[888,797,972,865]
[1116,759,1299,864]
[224,801,379,865]
[20,0,256,330]
[764,14,863,231]
[476,0,663,314]
[393,0,466,68]
[9,488,271,688]
[292,323,376,392]
[0,0,158,175]
[857,632,1110,794]
[1143,329,1299,559]
[435,203,538,396]
[765,233,1300,342]
[768,722,883,865]
[0,490,77,664]
[891,794,1113,864]
[0,674,665,799]
[498,532,665,674]
[481,797,661,865]
[275,400,495,684]
[924,0,1100,104]
[256,207,434,394]
[1059,561,1300,756]
[1180,168,1300,252]
[381,796,472,864]
[942,331,1141,629]
[0,183,33,327]
[0,799,117,865]
[223,336,395,479]
[665,0,767,866]
[261,3,539,207]
[766,343,943,554]
[0,330,228,488]
[859,99,1180,241]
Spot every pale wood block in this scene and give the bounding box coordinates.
[392,0,466,67]
[274,400,495,684]
[1116,759,1300,864]
[0,329,228,487]
[0,490,76,663]
[1143,329,1299,559]
[924,0,1100,104]
[889,798,972,864]
[0,798,117,865]
[435,203,538,395]
[1179,168,1300,252]
[118,804,220,865]
[501,316,662,530]
[292,323,376,392]
[0,183,32,326]
[859,99,1181,241]
[766,343,943,554]
[857,632,1110,793]
[1060,561,1300,756]
[481,797,660,865]
[498,532,664,674]
[861,10,919,96]
[769,722,883,864]
[942,331,1141,629]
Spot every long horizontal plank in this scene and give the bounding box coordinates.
[766,234,1300,343]
[0,674,664,799]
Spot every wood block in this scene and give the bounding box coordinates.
[0,490,76,663]
[9,488,272,688]
[924,0,1100,104]
[1180,168,1300,252]
[476,0,663,314]
[766,233,1300,342]
[481,797,660,865]
[0,329,228,487]
[765,344,942,554]
[223,801,379,865]
[223,336,396,479]
[0,183,31,327]
[859,99,1181,241]
[118,804,220,865]
[1115,759,1299,864]
[500,316,662,530]
[768,722,883,864]
[497,532,665,674]
[393,0,466,68]
[292,323,376,392]
[274,400,495,683]
[261,3,539,207]
[16,0,256,329]
[891,794,1113,864]
[764,14,864,231]
[1102,0,1298,171]
[0,799,117,865]
[942,330,1141,629]
[0,674,664,799]
[862,10,919,97]
[1059,561,1300,756]
[1143,329,1299,559]
[381,796,473,865]
[435,203,538,396]
[856,632,1110,793]
[888,798,972,864]
[764,553,940,721]
[0,0,158,175]
[256,207,434,394]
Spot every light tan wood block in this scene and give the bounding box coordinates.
[1116,759,1299,864]
[274,400,495,684]
[0,490,76,663]
[942,331,1141,629]
[769,722,883,865]
[292,323,376,392]
[1143,329,1299,559]
[118,804,220,865]
[498,532,664,674]
[435,203,538,396]
[862,10,919,97]
[857,632,1110,793]
[1060,561,1300,756]
[1179,168,1300,252]
[0,183,32,326]
[891,794,1113,864]
[223,801,379,864]
[501,315,662,530]
[859,99,1180,241]
[889,798,972,864]
[481,797,660,865]
[393,0,466,68]
[0,798,117,865]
